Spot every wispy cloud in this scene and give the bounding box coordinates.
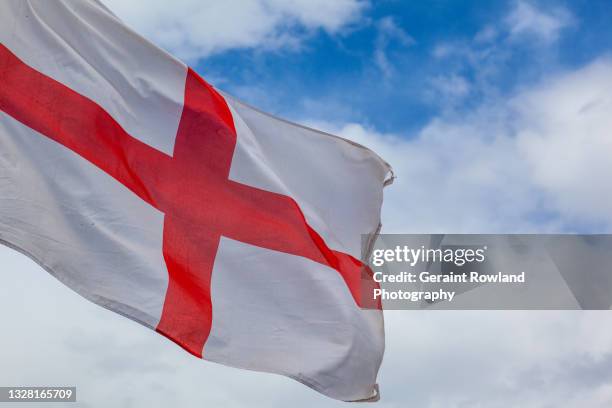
[429,1,575,111]
[426,73,471,102]
[505,0,574,43]
[374,17,415,79]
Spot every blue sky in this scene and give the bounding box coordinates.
[194,0,612,135]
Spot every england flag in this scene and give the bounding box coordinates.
[0,0,392,401]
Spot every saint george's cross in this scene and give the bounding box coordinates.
[0,44,375,357]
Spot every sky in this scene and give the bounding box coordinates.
[2,0,612,407]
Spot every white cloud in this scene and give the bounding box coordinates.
[474,24,499,44]
[515,58,612,225]
[374,17,414,78]
[430,1,574,104]
[312,57,612,233]
[427,74,471,101]
[101,0,367,62]
[505,0,573,43]
[380,310,612,408]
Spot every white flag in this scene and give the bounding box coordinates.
[0,0,392,401]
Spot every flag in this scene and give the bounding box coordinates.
[0,0,392,401]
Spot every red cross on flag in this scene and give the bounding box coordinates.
[0,0,392,401]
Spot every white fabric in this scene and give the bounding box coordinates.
[206,237,385,400]
[0,0,392,401]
